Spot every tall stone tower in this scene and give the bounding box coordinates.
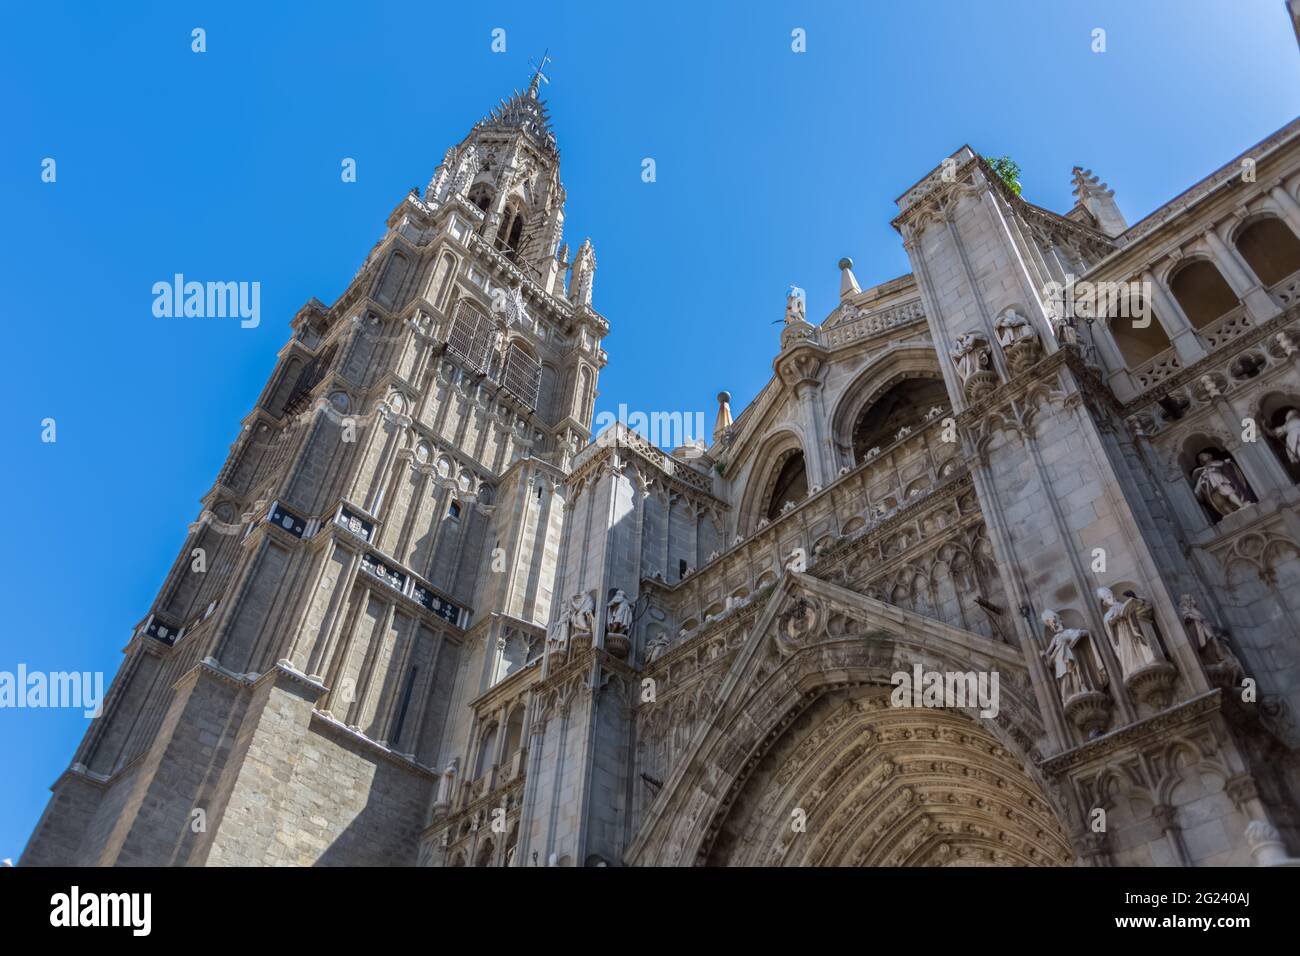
[21,67,607,866]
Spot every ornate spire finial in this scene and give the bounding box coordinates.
[1070,166,1127,238]
[838,257,860,298]
[528,50,552,98]
[713,391,734,444]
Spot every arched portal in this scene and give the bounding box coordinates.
[706,687,1072,866]
[628,576,1079,867]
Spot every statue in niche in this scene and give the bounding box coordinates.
[995,309,1042,372]
[1192,450,1253,519]
[1041,609,1106,700]
[569,591,596,635]
[950,331,997,399]
[1051,312,1080,347]
[1267,408,1300,465]
[1096,587,1161,679]
[606,588,634,634]
[1179,594,1244,681]
[994,309,1035,347]
[950,331,988,382]
[545,614,569,655]
[644,630,670,664]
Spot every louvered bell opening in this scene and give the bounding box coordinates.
[283,341,338,417]
[503,344,541,409]
[447,299,492,374]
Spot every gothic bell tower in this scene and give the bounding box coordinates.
[22,64,610,867]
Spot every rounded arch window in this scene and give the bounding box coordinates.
[1106,295,1172,368]
[1169,260,1238,329]
[1235,217,1300,287]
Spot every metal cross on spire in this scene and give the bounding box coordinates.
[527,50,552,97]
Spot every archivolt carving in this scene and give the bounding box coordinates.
[628,574,1063,866]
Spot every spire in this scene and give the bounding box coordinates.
[527,50,551,99]
[713,391,733,443]
[476,54,559,155]
[838,257,861,298]
[1071,166,1127,238]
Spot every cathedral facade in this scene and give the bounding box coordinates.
[22,8,1300,867]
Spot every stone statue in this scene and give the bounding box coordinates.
[996,309,1042,372]
[569,591,596,635]
[545,614,569,655]
[1041,609,1105,699]
[1179,594,1244,679]
[950,331,997,398]
[784,286,807,325]
[1052,314,1080,346]
[606,588,633,634]
[1096,587,1160,679]
[1267,408,1300,464]
[1192,451,1252,519]
[950,331,989,383]
[645,631,670,663]
[994,309,1035,347]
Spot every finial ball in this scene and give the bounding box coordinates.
[717,391,731,405]
[838,257,854,271]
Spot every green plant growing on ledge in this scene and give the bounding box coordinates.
[984,155,1022,195]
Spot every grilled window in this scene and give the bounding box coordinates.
[282,341,338,417]
[446,299,492,374]
[503,343,542,409]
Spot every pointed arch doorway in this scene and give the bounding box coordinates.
[706,686,1072,866]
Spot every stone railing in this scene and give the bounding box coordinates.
[1198,304,1253,351]
[1130,347,1183,390]
[822,300,926,348]
[467,233,569,319]
[645,413,962,636]
[1271,267,1300,309]
[572,422,717,497]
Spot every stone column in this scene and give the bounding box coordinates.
[1268,183,1300,244]
[1152,804,1191,866]
[1090,319,1140,398]
[1142,269,1206,362]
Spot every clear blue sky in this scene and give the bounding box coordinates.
[2,0,1296,861]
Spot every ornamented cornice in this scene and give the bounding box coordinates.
[1040,690,1223,774]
